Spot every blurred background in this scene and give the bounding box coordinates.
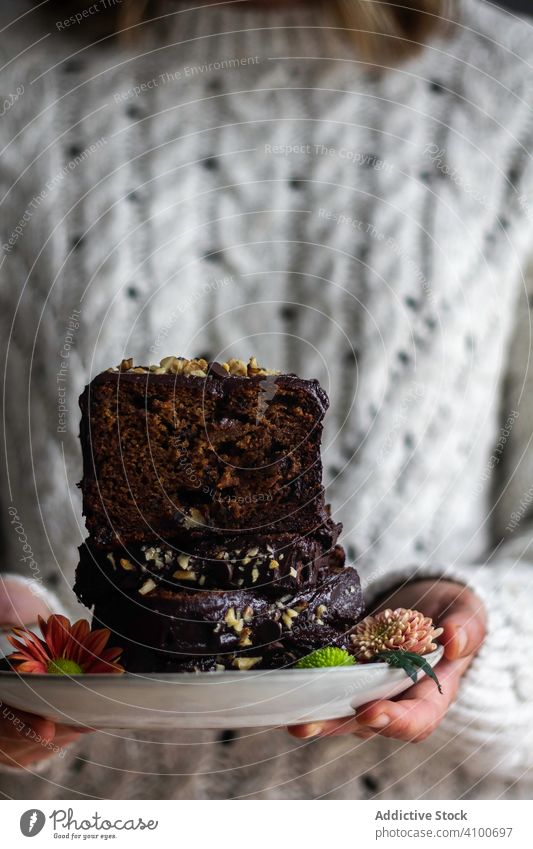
[499,0,532,12]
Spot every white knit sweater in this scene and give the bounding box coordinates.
[1,0,533,800]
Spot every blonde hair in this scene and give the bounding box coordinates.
[49,1,451,61]
[334,1,450,62]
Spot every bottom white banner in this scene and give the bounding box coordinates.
[1,799,530,847]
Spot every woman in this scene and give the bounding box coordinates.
[0,0,532,799]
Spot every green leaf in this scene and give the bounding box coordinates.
[374,650,443,694]
[295,647,356,669]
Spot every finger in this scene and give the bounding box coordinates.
[439,590,486,660]
[0,739,53,763]
[355,656,470,741]
[0,708,56,744]
[53,722,93,735]
[372,579,454,618]
[0,578,51,625]
[372,654,470,710]
[19,728,84,749]
[50,731,87,748]
[287,656,466,740]
[288,719,376,739]
[0,728,84,768]
[0,743,68,769]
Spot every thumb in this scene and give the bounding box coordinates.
[439,587,486,660]
[0,577,51,626]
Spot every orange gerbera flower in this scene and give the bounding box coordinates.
[7,614,124,675]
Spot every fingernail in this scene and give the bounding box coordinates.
[364,714,390,730]
[299,723,323,738]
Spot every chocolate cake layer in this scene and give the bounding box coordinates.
[90,565,364,672]
[75,522,343,600]
[79,361,329,547]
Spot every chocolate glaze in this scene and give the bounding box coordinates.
[91,565,364,672]
[87,369,330,415]
[74,521,343,600]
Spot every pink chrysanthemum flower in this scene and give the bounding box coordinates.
[350,608,443,661]
[7,614,124,675]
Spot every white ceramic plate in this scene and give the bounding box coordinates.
[0,646,443,729]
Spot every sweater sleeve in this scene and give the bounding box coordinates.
[366,261,533,779]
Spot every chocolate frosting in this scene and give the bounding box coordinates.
[75,521,343,600]
[91,565,364,671]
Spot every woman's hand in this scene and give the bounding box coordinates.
[289,579,486,743]
[0,577,89,769]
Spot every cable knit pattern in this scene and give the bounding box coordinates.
[0,0,533,799]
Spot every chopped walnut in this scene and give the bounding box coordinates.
[138,578,156,595]
[177,553,191,570]
[233,657,262,670]
[183,508,205,529]
[112,355,278,379]
[172,570,197,581]
[224,607,244,633]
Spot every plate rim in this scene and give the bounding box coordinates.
[0,645,443,682]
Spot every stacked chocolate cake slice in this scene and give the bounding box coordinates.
[74,356,364,672]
